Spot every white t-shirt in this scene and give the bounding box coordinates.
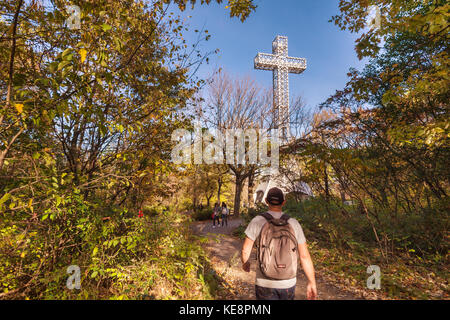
[244,211,306,289]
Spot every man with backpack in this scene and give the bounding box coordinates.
[241,187,317,300]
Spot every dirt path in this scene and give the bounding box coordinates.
[192,217,363,300]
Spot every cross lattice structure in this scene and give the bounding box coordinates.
[254,36,307,141]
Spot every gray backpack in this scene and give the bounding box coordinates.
[256,212,298,280]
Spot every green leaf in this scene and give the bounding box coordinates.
[63,53,74,61]
[49,62,58,73]
[57,60,71,71]
[126,243,136,250]
[102,24,112,32]
[0,193,11,205]
[61,48,72,58]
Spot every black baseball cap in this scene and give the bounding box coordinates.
[266,187,285,205]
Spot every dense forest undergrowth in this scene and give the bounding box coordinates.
[1,204,226,299]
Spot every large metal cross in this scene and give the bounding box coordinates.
[254,36,307,141]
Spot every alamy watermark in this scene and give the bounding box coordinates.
[171,124,280,170]
[66,265,81,290]
[66,5,81,30]
[366,5,381,30]
[366,265,381,290]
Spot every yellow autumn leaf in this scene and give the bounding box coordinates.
[79,48,87,63]
[15,103,24,114]
[20,252,26,258]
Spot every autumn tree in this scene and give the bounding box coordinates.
[202,71,274,215]
[0,0,257,298]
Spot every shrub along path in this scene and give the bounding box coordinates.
[191,217,363,300]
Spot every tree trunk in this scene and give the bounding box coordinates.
[340,190,346,204]
[324,163,330,202]
[247,173,255,208]
[192,182,198,209]
[0,0,24,170]
[217,177,222,205]
[233,175,244,216]
[206,194,212,208]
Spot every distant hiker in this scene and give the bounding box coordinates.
[241,187,317,300]
[212,203,221,228]
[221,202,229,227]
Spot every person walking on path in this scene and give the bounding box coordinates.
[241,187,317,300]
[212,203,221,228]
[221,202,229,227]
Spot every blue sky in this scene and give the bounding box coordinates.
[178,0,369,111]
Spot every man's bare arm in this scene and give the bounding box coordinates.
[241,237,254,272]
[298,242,317,299]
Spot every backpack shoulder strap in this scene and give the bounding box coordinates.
[259,212,291,226]
[259,212,273,221]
